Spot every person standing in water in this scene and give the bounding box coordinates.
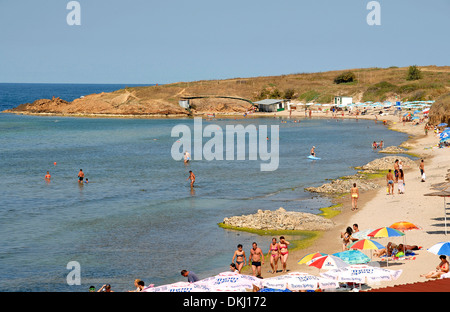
[350,183,359,211]
[45,171,51,180]
[310,146,316,157]
[187,170,195,188]
[78,169,84,183]
[184,151,190,164]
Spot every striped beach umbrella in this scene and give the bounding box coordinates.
[427,242,450,257]
[307,255,348,270]
[297,252,327,264]
[348,239,385,250]
[368,227,405,238]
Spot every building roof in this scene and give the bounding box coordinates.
[254,99,284,105]
[366,278,450,292]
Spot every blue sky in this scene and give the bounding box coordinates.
[0,0,448,84]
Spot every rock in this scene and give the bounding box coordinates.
[222,207,334,231]
[305,176,379,194]
[378,146,408,154]
[360,156,416,171]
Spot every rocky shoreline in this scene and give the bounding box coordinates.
[221,207,334,232]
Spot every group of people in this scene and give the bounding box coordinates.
[340,224,359,251]
[44,168,89,184]
[230,238,290,278]
[372,140,384,150]
[386,159,406,195]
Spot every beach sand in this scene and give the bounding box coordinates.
[254,110,449,290]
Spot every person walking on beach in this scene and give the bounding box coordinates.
[78,169,84,183]
[420,159,425,182]
[386,169,394,195]
[279,236,290,273]
[394,159,399,183]
[267,238,280,274]
[350,183,359,211]
[187,170,195,188]
[181,270,199,283]
[249,242,264,277]
[232,244,247,273]
[398,169,405,194]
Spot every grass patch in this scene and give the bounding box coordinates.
[359,170,388,180]
[318,204,342,219]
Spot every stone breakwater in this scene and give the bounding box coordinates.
[221,207,334,231]
[305,156,417,194]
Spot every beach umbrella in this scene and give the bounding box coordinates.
[438,123,448,127]
[261,272,339,291]
[351,229,374,240]
[389,221,421,232]
[320,265,402,285]
[144,281,209,292]
[332,250,371,264]
[297,252,327,264]
[347,239,385,250]
[368,227,405,238]
[307,255,348,270]
[195,271,262,291]
[424,187,450,235]
[427,242,450,257]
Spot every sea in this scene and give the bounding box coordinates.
[0,83,410,292]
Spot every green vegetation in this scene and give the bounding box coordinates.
[406,65,423,81]
[334,71,356,84]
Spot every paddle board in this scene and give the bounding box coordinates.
[307,155,320,160]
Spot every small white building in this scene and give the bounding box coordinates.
[255,99,287,112]
[334,96,353,106]
[178,99,190,109]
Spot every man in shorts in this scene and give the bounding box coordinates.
[250,242,264,277]
[78,169,84,183]
[386,169,394,195]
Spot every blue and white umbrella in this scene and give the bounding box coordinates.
[438,123,448,127]
[427,242,450,256]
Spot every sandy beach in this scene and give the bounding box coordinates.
[250,109,449,290]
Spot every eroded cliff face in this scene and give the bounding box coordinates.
[3,89,251,117]
[428,92,450,126]
[4,90,191,116]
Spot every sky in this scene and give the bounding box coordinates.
[0,0,449,84]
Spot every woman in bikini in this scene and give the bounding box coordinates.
[421,255,449,278]
[350,183,359,211]
[232,244,247,273]
[267,238,280,274]
[279,236,290,273]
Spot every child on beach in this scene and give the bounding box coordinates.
[341,227,357,251]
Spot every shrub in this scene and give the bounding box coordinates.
[334,71,356,84]
[406,65,423,81]
[283,89,296,100]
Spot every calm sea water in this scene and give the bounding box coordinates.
[0,84,409,292]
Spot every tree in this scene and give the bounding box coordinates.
[406,65,423,81]
[334,71,356,84]
[283,89,295,100]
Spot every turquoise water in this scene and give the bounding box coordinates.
[0,112,409,292]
